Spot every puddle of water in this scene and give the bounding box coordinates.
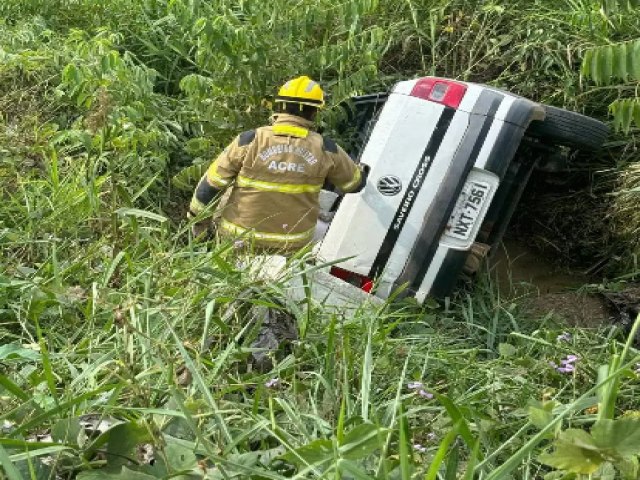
[489,238,586,294]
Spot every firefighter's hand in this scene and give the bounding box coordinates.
[191,220,212,240]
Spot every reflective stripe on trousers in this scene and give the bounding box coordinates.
[220,218,315,244]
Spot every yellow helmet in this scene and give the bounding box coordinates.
[275,76,325,108]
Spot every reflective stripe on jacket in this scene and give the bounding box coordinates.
[190,113,363,249]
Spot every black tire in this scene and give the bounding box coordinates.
[526,105,609,150]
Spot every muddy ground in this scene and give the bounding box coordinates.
[490,154,640,330]
[490,237,612,327]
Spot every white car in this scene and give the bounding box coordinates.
[316,76,608,303]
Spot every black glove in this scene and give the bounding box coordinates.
[188,210,213,240]
[191,221,212,239]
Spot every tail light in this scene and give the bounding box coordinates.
[330,267,374,293]
[410,77,467,109]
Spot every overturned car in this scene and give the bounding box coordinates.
[314,76,608,303]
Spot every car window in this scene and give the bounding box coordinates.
[336,93,387,159]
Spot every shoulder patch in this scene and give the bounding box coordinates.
[322,136,338,153]
[238,129,256,146]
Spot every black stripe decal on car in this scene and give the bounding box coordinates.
[429,250,467,298]
[392,91,504,295]
[368,108,455,279]
[428,100,540,298]
[483,98,538,178]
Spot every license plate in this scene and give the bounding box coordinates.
[447,181,491,241]
[442,169,498,250]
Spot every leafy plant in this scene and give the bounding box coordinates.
[581,0,640,132]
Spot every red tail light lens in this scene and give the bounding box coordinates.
[410,77,467,109]
[330,267,374,293]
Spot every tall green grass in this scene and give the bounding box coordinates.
[2,0,640,478]
[2,235,639,477]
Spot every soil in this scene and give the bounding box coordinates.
[489,237,611,327]
[522,292,610,328]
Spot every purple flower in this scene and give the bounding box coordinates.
[417,389,434,399]
[557,332,572,342]
[264,378,280,389]
[408,381,434,399]
[413,443,427,453]
[557,365,575,373]
[550,354,579,374]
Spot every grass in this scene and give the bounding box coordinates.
[2,233,640,478]
[2,0,640,477]
[613,160,640,270]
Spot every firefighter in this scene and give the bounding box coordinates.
[188,75,367,251]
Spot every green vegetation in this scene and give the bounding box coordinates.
[1,0,640,478]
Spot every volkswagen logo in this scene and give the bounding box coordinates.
[377,175,402,196]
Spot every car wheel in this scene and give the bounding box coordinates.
[526,105,609,150]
